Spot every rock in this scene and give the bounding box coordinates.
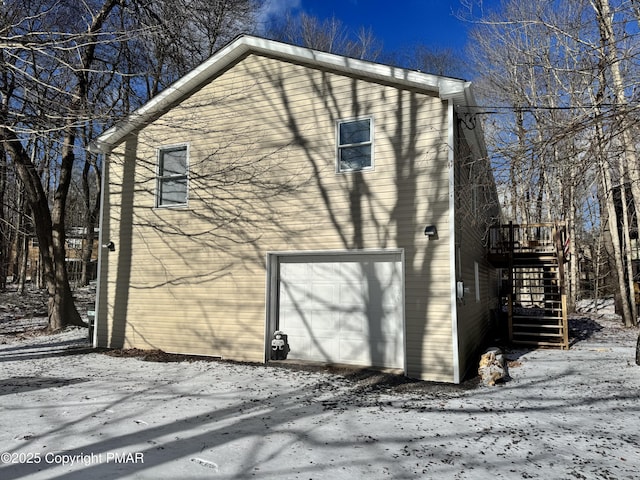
[478,348,507,386]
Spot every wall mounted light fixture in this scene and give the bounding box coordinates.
[103,241,115,252]
[424,225,438,238]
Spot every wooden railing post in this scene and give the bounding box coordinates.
[508,221,514,343]
[553,223,569,349]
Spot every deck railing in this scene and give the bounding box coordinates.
[489,222,566,256]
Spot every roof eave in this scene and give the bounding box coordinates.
[92,38,253,153]
[92,36,473,154]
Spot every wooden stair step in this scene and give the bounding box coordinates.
[513,332,565,338]
[513,324,563,330]
[512,339,567,348]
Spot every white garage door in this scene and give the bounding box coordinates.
[277,253,404,369]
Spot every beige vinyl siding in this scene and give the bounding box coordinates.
[452,120,500,379]
[98,53,455,380]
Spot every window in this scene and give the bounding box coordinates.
[472,184,485,218]
[157,145,188,207]
[67,238,82,249]
[337,117,373,172]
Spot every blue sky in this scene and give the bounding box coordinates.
[258,0,497,54]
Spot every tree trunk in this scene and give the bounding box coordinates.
[48,127,84,330]
[1,127,83,330]
[618,181,637,322]
[511,110,525,221]
[17,234,28,294]
[596,141,633,326]
[568,198,578,311]
[592,64,633,325]
[591,0,639,326]
[0,149,6,291]
[80,154,101,286]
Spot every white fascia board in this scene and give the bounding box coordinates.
[93,35,472,153]
[243,36,449,91]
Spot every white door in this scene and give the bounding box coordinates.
[277,253,404,369]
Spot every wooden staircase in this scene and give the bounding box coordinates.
[489,222,569,349]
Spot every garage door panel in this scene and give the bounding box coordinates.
[310,309,339,333]
[280,308,339,332]
[286,332,339,362]
[279,281,307,307]
[338,284,366,306]
[338,338,401,367]
[338,261,362,273]
[311,262,340,281]
[309,334,338,360]
[382,286,402,308]
[277,253,404,369]
[279,262,310,281]
[377,312,401,335]
[309,284,338,309]
[286,333,310,356]
[339,311,367,335]
[338,339,370,364]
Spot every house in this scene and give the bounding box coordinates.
[91,35,501,383]
[15,228,99,285]
[64,227,100,284]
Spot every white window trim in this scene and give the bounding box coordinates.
[336,116,374,173]
[156,143,189,208]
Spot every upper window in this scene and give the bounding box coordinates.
[337,117,373,172]
[157,145,188,207]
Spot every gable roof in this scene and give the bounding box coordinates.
[92,35,482,154]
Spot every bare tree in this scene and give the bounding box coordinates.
[589,0,639,326]
[465,0,640,324]
[125,0,256,98]
[1,0,127,329]
[385,43,468,78]
[0,0,260,329]
[266,12,383,61]
[0,148,7,291]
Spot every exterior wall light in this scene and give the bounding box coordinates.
[103,241,115,251]
[424,225,438,238]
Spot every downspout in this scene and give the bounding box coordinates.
[448,99,460,383]
[91,149,108,347]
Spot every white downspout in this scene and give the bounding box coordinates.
[92,152,108,347]
[448,100,461,383]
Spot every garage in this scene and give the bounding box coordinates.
[272,252,404,369]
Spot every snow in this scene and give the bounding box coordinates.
[1,293,640,479]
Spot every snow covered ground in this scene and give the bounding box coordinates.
[1,293,639,479]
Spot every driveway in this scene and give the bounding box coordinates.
[0,312,639,479]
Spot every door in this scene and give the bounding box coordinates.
[276,252,404,369]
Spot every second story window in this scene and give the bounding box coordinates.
[337,117,373,172]
[157,145,188,207]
